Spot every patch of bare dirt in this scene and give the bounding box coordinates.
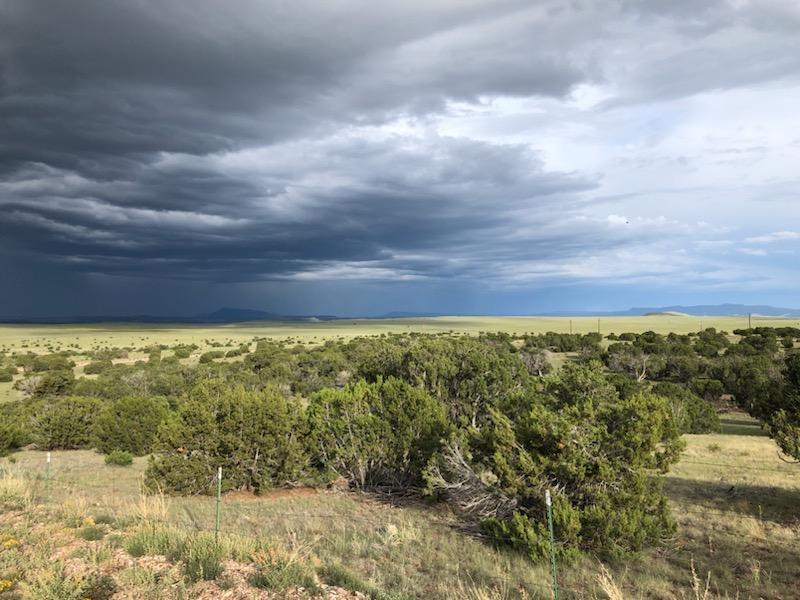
[225,487,321,502]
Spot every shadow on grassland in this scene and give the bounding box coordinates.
[664,476,800,523]
[719,416,769,436]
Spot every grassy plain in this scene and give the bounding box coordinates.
[2,315,798,352]
[3,413,798,598]
[2,318,799,597]
[4,315,782,404]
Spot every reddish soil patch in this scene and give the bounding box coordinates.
[225,487,321,502]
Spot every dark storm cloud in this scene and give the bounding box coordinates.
[1,0,798,314]
[0,135,609,282]
[0,0,586,173]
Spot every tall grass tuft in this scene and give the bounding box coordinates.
[596,563,625,600]
[128,482,170,523]
[249,547,319,593]
[0,467,34,510]
[123,523,178,557]
[170,533,224,583]
[26,562,86,600]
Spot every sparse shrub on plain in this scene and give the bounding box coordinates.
[27,563,87,600]
[199,350,225,363]
[0,367,14,382]
[104,450,134,466]
[170,533,224,583]
[124,523,177,557]
[83,360,113,375]
[78,524,106,541]
[249,548,318,593]
[81,572,117,600]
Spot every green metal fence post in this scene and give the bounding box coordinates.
[215,466,222,542]
[45,451,51,503]
[545,489,559,600]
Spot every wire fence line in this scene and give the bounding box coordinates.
[7,457,799,599]
[677,459,800,473]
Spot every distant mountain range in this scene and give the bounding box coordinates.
[0,307,339,325]
[1,304,799,324]
[538,304,800,317]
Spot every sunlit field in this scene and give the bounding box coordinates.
[3,413,797,598]
[1,316,796,405]
[2,315,796,350]
[2,319,799,597]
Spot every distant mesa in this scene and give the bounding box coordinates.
[2,303,800,324]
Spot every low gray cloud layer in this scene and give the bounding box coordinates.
[1,0,799,315]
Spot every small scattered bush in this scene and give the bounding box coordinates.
[170,534,224,583]
[124,524,176,557]
[84,360,113,375]
[105,450,134,466]
[26,563,86,600]
[82,572,118,600]
[249,549,318,592]
[199,350,225,364]
[78,525,106,541]
[93,513,115,526]
[318,563,402,599]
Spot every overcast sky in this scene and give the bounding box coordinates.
[1,0,799,317]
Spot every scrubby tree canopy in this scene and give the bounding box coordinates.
[1,326,798,560]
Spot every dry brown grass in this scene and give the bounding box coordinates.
[3,411,798,599]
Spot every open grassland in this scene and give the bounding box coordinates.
[1,315,797,405]
[2,413,797,599]
[2,315,799,352]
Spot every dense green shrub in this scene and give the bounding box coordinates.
[172,344,198,359]
[0,420,26,456]
[146,382,308,494]
[388,336,528,427]
[652,382,721,434]
[91,348,128,361]
[199,350,225,364]
[105,450,134,466]
[13,369,76,398]
[31,354,75,372]
[4,328,797,561]
[307,377,448,489]
[84,360,113,375]
[0,367,15,382]
[689,377,725,404]
[93,396,169,455]
[29,396,102,449]
[426,362,684,560]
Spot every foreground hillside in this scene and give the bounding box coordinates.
[1,326,799,598]
[1,414,798,599]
